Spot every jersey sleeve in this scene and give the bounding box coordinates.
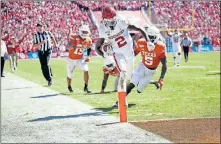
[134,41,142,55]
[98,25,107,39]
[118,15,129,29]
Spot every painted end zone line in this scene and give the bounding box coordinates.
[129,116,220,123]
[169,66,206,69]
[207,70,220,73]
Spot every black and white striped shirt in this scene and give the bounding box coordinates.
[33,31,52,51]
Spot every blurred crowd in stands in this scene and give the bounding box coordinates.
[1,1,220,54]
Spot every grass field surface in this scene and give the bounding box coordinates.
[5,52,220,121]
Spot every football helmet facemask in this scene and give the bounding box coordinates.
[79,25,90,39]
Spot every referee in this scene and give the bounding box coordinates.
[32,23,57,86]
[181,33,192,62]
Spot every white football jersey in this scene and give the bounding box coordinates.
[98,15,134,59]
[171,33,181,45]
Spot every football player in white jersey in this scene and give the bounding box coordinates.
[171,29,182,66]
[88,6,149,105]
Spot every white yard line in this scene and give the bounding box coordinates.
[1,73,171,143]
[169,66,206,69]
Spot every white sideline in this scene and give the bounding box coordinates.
[1,73,171,143]
[169,66,206,69]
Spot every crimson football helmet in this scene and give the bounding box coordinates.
[102,7,117,27]
[104,56,116,71]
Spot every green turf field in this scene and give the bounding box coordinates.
[5,52,220,121]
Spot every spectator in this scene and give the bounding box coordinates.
[201,34,211,45]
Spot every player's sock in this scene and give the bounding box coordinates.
[126,83,135,96]
[84,83,88,89]
[177,54,181,65]
[173,57,176,65]
[114,77,118,91]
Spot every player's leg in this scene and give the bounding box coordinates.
[67,58,76,92]
[183,46,187,61]
[101,73,109,93]
[15,52,19,69]
[126,56,134,84]
[137,67,157,93]
[8,54,14,73]
[186,46,189,62]
[172,46,177,66]
[113,75,119,92]
[113,53,128,107]
[113,53,127,92]
[114,62,143,107]
[12,54,17,71]
[149,80,160,89]
[176,46,181,66]
[78,60,91,93]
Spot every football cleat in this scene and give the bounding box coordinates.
[84,87,91,93]
[68,86,73,93]
[154,81,160,89]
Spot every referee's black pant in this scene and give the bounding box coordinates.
[1,56,5,76]
[183,46,190,61]
[38,50,53,81]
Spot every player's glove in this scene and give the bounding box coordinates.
[85,57,90,62]
[157,78,164,90]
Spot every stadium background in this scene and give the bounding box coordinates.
[1,1,220,59]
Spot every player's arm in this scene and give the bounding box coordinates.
[158,56,167,90]
[32,34,46,49]
[128,24,148,42]
[134,41,141,56]
[95,38,105,57]
[160,57,167,79]
[100,73,109,93]
[88,9,99,29]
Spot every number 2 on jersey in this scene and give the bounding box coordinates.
[115,36,127,48]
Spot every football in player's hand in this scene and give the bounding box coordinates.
[100,43,109,53]
[85,57,90,62]
[101,42,113,56]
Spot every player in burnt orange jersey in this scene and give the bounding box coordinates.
[126,26,167,97]
[100,56,120,93]
[66,25,92,93]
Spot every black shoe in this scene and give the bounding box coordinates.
[113,101,118,108]
[84,87,91,93]
[48,80,53,86]
[154,82,160,89]
[1,75,5,77]
[68,86,73,92]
